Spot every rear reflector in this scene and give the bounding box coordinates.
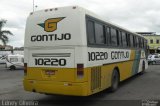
[24,63,27,76]
[77,64,84,78]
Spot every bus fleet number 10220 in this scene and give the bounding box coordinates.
[88,51,129,61]
[35,58,67,66]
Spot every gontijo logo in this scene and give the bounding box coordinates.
[38,17,65,32]
[31,17,71,42]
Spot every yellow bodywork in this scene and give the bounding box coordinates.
[23,50,136,96]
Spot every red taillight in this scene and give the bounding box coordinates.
[77,64,84,78]
[24,63,27,76]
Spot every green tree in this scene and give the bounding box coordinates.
[0,20,13,45]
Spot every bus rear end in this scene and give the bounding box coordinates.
[23,6,89,96]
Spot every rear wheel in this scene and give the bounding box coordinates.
[152,61,156,65]
[110,69,119,92]
[10,65,16,70]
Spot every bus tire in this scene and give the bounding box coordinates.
[10,65,16,70]
[110,69,119,92]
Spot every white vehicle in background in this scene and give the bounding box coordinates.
[148,54,160,65]
[0,55,6,64]
[6,54,24,70]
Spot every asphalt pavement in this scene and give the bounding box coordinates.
[0,64,160,106]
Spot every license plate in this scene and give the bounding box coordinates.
[45,70,55,75]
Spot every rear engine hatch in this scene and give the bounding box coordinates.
[26,48,75,82]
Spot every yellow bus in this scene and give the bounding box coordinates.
[23,6,148,96]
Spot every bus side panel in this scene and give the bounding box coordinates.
[86,49,143,95]
[119,49,135,81]
[138,50,148,73]
[87,61,134,95]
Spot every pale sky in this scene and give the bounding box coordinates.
[0,0,160,47]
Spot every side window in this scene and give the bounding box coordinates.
[122,32,127,47]
[130,35,134,47]
[87,20,95,44]
[133,35,136,47]
[156,39,159,44]
[138,38,141,48]
[10,58,18,62]
[126,34,130,47]
[116,30,120,46]
[118,31,122,46]
[111,28,117,46]
[95,22,105,44]
[154,55,159,58]
[150,39,153,44]
[136,37,139,48]
[134,36,137,47]
[105,26,111,45]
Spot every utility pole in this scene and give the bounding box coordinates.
[33,0,35,12]
[33,0,38,12]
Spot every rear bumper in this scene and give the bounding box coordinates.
[23,79,89,96]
